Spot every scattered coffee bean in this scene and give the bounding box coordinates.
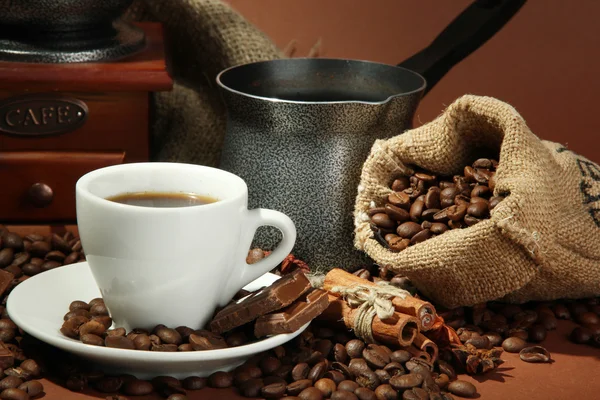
[299,386,324,400]
[123,379,153,396]
[354,387,377,400]
[448,380,477,398]
[261,381,287,398]
[337,380,359,393]
[314,378,336,397]
[331,390,358,400]
[569,327,592,344]
[17,381,43,397]
[527,323,547,342]
[241,378,264,397]
[182,376,206,390]
[209,371,233,388]
[502,337,527,353]
[345,340,365,359]
[105,336,135,350]
[0,388,29,400]
[519,346,552,363]
[389,373,423,390]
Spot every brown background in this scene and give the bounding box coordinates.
[225,0,600,162]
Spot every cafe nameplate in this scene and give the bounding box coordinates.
[0,94,88,136]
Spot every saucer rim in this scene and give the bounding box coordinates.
[7,262,309,362]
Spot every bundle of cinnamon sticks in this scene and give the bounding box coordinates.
[317,268,446,363]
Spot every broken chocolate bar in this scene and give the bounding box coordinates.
[209,269,312,334]
[254,288,329,338]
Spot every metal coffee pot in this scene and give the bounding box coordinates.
[217,0,525,270]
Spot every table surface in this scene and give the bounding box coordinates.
[37,319,600,400]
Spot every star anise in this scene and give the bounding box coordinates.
[450,343,504,375]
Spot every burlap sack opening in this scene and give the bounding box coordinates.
[354,95,600,308]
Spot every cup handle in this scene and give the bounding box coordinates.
[221,208,296,304]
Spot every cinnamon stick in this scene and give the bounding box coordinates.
[413,333,439,363]
[323,269,437,331]
[406,344,432,363]
[318,294,419,347]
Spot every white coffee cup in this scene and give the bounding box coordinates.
[75,162,296,332]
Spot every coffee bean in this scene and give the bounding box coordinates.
[60,316,89,339]
[105,336,135,350]
[537,313,558,331]
[382,362,405,378]
[0,388,29,400]
[166,395,187,400]
[389,373,423,390]
[94,376,124,393]
[345,340,365,359]
[434,373,450,390]
[387,236,410,252]
[330,343,348,364]
[502,337,527,353]
[397,222,422,239]
[569,327,592,344]
[260,357,282,375]
[308,361,327,382]
[89,302,109,316]
[353,269,371,281]
[314,378,336,397]
[123,379,153,395]
[63,252,81,265]
[188,331,227,350]
[592,334,600,348]
[40,261,60,272]
[388,350,410,364]
[241,378,264,397]
[528,324,547,342]
[374,384,397,400]
[446,204,467,222]
[577,311,600,326]
[507,328,528,341]
[79,319,107,336]
[292,363,310,381]
[403,387,429,400]
[410,229,431,245]
[92,316,113,330]
[436,360,456,380]
[429,223,448,235]
[262,382,287,398]
[371,214,396,230]
[388,192,411,209]
[17,381,43,397]
[20,263,41,276]
[439,187,459,208]
[226,331,247,347]
[354,368,380,391]
[567,302,588,316]
[385,204,410,222]
[152,344,178,352]
[65,374,87,392]
[29,241,50,257]
[354,387,377,400]
[331,390,358,400]
[338,380,359,393]
[208,371,232,388]
[483,332,503,347]
[409,200,425,222]
[179,343,193,351]
[0,377,23,391]
[519,346,552,363]
[299,387,324,400]
[11,252,29,267]
[465,336,491,350]
[175,326,195,341]
[131,334,151,350]
[314,339,333,358]
[154,327,182,345]
[3,234,23,250]
[287,379,313,396]
[0,248,12,269]
[448,380,477,398]
[182,376,206,390]
[584,323,600,336]
[392,178,410,192]
[80,333,104,346]
[362,345,390,369]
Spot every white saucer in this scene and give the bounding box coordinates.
[7,262,308,379]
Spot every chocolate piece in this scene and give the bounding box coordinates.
[0,270,14,298]
[254,289,329,337]
[0,341,15,369]
[210,270,312,334]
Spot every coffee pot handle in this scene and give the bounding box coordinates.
[398,0,527,96]
[221,208,297,304]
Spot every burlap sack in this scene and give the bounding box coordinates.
[354,95,600,308]
[124,0,282,167]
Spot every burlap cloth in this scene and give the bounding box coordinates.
[354,95,600,308]
[124,0,282,167]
